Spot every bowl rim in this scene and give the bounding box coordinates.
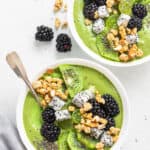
[67,0,150,67]
[16,58,130,150]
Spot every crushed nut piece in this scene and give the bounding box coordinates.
[110,127,120,135]
[107,33,115,41]
[80,108,85,114]
[99,118,108,125]
[62,21,68,28]
[112,135,119,143]
[119,53,129,62]
[83,102,92,112]
[68,106,75,112]
[55,18,61,29]
[41,100,47,107]
[136,49,143,57]
[98,124,106,130]
[84,126,91,134]
[64,3,67,11]
[83,113,93,120]
[54,0,63,12]
[110,29,118,36]
[96,142,104,150]
[128,48,137,59]
[32,81,42,89]
[84,18,92,26]
[94,11,99,19]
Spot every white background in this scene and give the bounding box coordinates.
[0,0,150,149]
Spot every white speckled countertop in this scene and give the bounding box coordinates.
[0,0,150,149]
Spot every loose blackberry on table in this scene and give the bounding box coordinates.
[42,107,56,123]
[127,17,142,31]
[83,2,98,20]
[40,122,61,142]
[102,94,120,117]
[56,34,72,52]
[35,25,54,41]
[132,4,147,19]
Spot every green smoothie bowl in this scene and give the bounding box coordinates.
[17,59,129,150]
[68,0,150,67]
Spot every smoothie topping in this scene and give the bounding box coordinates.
[96,142,104,150]
[93,18,105,34]
[32,76,68,108]
[97,5,109,18]
[83,2,98,20]
[132,4,147,19]
[42,107,56,123]
[40,122,61,142]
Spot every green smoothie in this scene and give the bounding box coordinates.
[23,65,123,150]
[74,0,150,62]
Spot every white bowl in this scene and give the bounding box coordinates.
[16,58,130,150]
[68,0,150,67]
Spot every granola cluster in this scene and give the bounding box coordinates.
[107,26,143,62]
[32,69,68,108]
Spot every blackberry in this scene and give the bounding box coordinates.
[95,0,106,6]
[42,107,56,123]
[56,34,72,52]
[35,25,54,41]
[84,0,93,5]
[132,4,147,19]
[41,122,61,142]
[102,94,120,117]
[105,116,115,131]
[83,2,98,20]
[127,17,142,31]
[89,99,106,118]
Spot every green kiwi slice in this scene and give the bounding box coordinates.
[59,65,83,98]
[119,0,136,15]
[106,14,119,30]
[58,130,70,150]
[67,130,86,150]
[71,109,81,124]
[77,132,98,149]
[96,30,120,62]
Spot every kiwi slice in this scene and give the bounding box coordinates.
[67,130,86,150]
[59,65,83,98]
[72,109,81,124]
[57,119,73,130]
[77,132,98,149]
[58,130,70,150]
[106,14,119,30]
[96,30,120,62]
[119,0,136,15]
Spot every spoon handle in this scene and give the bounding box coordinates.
[6,51,41,106]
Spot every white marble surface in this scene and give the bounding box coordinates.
[0,0,150,149]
